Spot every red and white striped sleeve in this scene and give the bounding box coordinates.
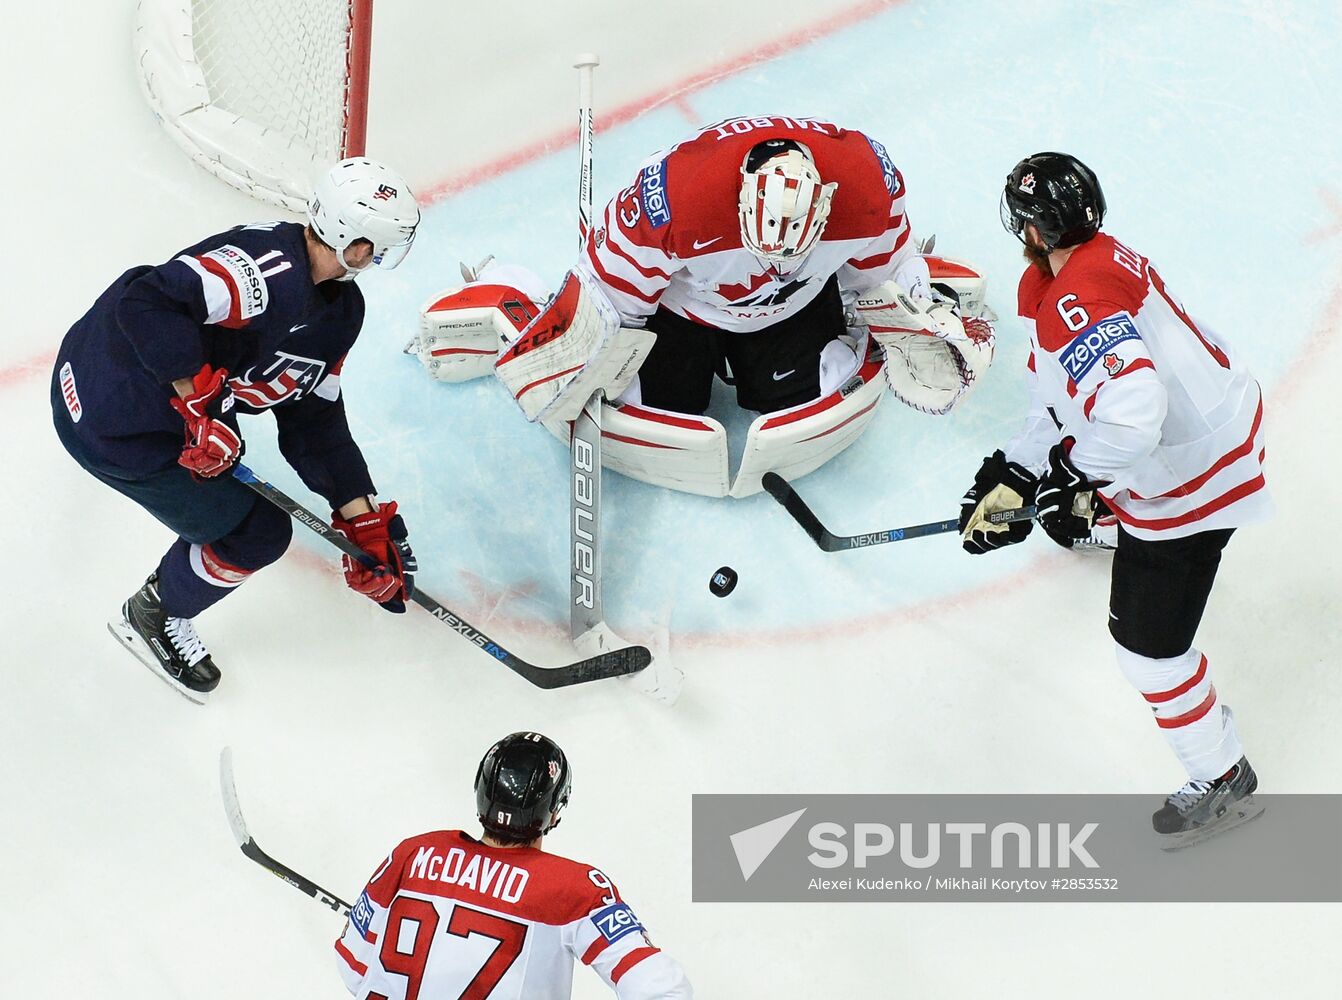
[835,168,915,294]
[575,158,685,325]
[566,892,693,999]
[1041,298,1165,481]
[333,847,402,995]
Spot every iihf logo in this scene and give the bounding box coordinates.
[373,183,397,201]
[1019,173,1037,194]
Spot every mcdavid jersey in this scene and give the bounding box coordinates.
[53,221,375,506]
[1006,233,1271,540]
[577,115,914,332]
[335,830,693,1000]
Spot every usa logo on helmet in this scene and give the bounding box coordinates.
[373,183,397,201]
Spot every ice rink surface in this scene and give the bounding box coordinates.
[5,1,1342,996]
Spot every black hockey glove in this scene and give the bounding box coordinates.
[1035,443,1107,547]
[959,450,1038,555]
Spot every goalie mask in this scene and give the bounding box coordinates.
[309,158,421,279]
[738,140,838,267]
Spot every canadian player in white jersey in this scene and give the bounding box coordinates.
[959,152,1268,847]
[413,115,996,497]
[335,732,692,999]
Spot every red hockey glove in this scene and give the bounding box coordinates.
[331,501,417,614]
[169,364,244,479]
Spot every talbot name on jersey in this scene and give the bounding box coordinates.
[591,902,645,944]
[865,136,901,196]
[707,116,836,139]
[1059,312,1140,382]
[201,245,269,319]
[639,158,672,228]
[408,845,530,903]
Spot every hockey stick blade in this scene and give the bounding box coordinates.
[219,748,352,915]
[232,464,649,689]
[762,472,1035,552]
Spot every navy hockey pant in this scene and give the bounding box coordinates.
[52,381,292,618]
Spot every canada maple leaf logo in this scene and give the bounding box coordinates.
[1102,352,1124,376]
[715,270,774,302]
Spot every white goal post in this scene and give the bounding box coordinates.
[135,0,373,212]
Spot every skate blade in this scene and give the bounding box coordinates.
[1158,795,1265,852]
[106,619,209,706]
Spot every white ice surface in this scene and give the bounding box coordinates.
[4,1,1342,997]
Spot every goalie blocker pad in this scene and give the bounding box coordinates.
[540,349,886,498]
[495,269,654,422]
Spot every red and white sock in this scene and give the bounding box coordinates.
[1114,644,1243,779]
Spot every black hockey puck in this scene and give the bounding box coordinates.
[709,566,738,598]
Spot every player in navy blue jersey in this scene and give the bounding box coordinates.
[52,158,421,703]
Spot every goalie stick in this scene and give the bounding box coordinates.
[219,747,352,916]
[761,472,1036,552]
[232,463,650,688]
[570,54,608,645]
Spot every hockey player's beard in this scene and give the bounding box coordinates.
[1023,238,1052,276]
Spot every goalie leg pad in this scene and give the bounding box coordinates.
[730,352,886,497]
[543,402,730,497]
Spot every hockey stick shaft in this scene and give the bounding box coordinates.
[219,747,352,916]
[232,463,649,688]
[571,53,607,642]
[762,472,1036,552]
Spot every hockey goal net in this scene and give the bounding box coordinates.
[136,0,373,212]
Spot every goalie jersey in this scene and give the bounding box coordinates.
[578,115,916,332]
[335,830,693,1000]
[1006,233,1271,540]
[53,221,375,506]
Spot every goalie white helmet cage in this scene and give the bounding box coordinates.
[309,158,420,276]
[738,140,838,266]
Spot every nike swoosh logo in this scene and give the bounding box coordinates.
[772,369,796,381]
[692,237,723,250]
[289,323,308,333]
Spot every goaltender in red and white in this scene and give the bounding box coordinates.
[412,115,996,495]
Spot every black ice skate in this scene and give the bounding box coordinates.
[107,574,221,704]
[1153,755,1263,850]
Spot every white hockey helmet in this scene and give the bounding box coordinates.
[738,140,838,266]
[308,158,420,278]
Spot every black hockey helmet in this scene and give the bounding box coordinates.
[1000,152,1106,251]
[475,732,572,841]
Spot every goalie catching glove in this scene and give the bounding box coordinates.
[494,269,655,423]
[855,257,995,415]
